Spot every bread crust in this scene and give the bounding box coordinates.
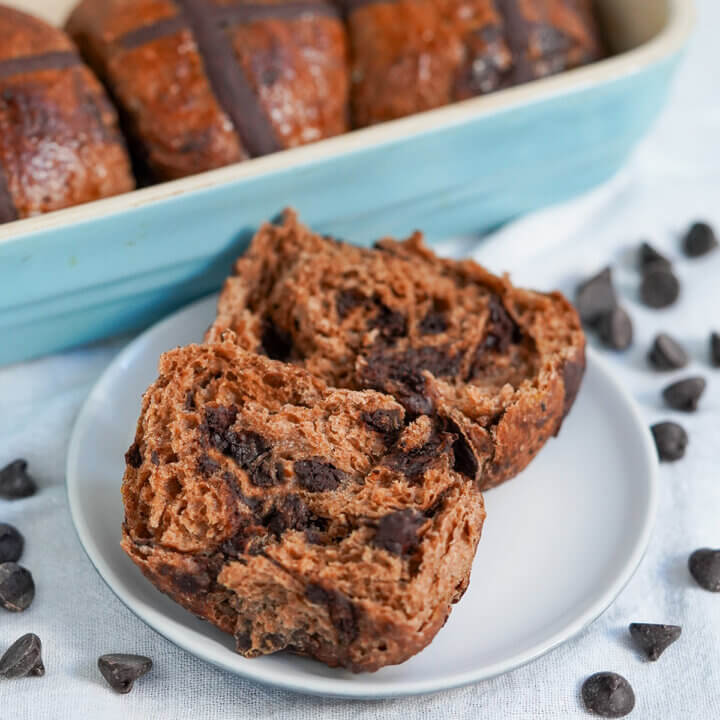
[0,6,134,222]
[210,209,586,491]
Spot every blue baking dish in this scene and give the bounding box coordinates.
[0,0,694,366]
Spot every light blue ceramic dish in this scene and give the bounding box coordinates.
[0,0,694,366]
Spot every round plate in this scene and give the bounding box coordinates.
[67,294,658,699]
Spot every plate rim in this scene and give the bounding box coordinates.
[66,293,659,700]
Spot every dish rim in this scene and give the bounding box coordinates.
[0,0,694,247]
[65,293,660,699]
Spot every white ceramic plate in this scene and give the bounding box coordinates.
[66,294,658,699]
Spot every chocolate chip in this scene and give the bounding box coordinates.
[629,622,681,661]
[264,494,310,536]
[581,672,635,718]
[294,459,345,492]
[385,430,454,482]
[0,459,37,499]
[0,562,35,612]
[419,310,448,335]
[595,307,633,350]
[483,295,521,352]
[442,417,479,479]
[125,444,142,469]
[260,318,293,360]
[638,242,672,272]
[197,454,220,476]
[184,390,196,411]
[0,634,44,678]
[361,347,460,416]
[651,422,688,462]
[235,632,252,652]
[561,355,585,422]
[204,408,273,473]
[575,268,617,324]
[640,267,680,308]
[710,332,720,367]
[362,409,404,438]
[682,221,718,258]
[662,376,706,412]
[688,548,720,591]
[648,333,689,370]
[373,510,425,555]
[305,585,358,645]
[98,654,152,693]
[249,456,282,487]
[0,524,23,563]
[336,288,366,319]
[368,301,407,341]
[204,405,238,449]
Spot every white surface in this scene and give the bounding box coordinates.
[0,0,692,243]
[2,0,720,716]
[65,296,657,699]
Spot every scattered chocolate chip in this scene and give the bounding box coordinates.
[0,459,37,499]
[294,459,345,492]
[651,422,688,462]
[575,268,617,324]
[418,310,448,335]
[638,242,672,272]
[197,454,220,476]
[710,332,720,367]
[640,267,680,308]
[662,377,706,412]
[368,301,407,341]
[0,524,24,563]
[373,510,425,555]
[648,333,689,370]
[682,221,718,258]
[0,562,35,612]
[336,288,366,320]
[595,307,633,350]
[305,585,358,644]
[0,634,44,678]
[582,672,635,718]
[98,653,152,694]
[124,444,142,469]
[688,548,720,591]
[629,622,681,661]
[184,390,196,411]
[260,318,293,361]
[362,409,404,438]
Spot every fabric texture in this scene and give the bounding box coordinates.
[1,1,719,717]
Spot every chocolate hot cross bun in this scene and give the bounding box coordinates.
[0,5,134,224]
[67,0,350,181]
[344,0,604,127]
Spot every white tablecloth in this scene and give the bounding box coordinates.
[2,2,719,717]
